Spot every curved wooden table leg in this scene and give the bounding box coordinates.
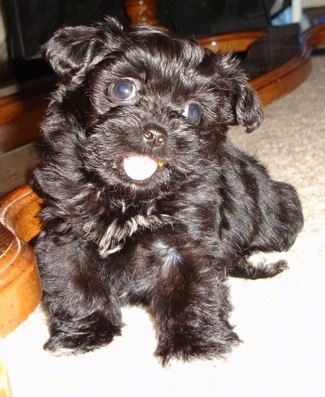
[126,0,160,26]
[0,185,42,337]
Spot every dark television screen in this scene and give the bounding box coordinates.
[2,0,127,81]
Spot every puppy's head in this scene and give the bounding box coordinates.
[42,17,263,199]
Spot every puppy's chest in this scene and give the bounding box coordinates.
[96,194,220,258]
[97,199,172,257]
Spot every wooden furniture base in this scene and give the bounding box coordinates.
[0,185,42,337]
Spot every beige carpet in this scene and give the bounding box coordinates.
[2,55,325,397]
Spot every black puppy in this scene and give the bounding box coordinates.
[31,17,303,364]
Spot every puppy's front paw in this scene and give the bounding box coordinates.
[155,324,240,365]
[45,313,122,354]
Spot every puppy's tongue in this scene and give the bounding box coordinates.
[123,155,158,181]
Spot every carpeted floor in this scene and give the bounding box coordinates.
[2,55,325,397]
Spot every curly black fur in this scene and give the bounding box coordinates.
[31,17,303,364]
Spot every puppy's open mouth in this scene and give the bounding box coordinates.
[122,155,166,181]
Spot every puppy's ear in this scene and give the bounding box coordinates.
[231,76,264,133]
[41,17,124,86]
[213,53,264,133]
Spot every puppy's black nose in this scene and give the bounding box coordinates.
[143,124,167,148]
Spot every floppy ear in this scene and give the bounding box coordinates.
[41,17,124,86]
[232,76,264,133]
[212,53,264,133]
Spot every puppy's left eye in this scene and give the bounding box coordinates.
[112,80,137,101]
[183,103,202,125]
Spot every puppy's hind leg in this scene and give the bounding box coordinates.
[229,180,302,280]
[229,256,288,280]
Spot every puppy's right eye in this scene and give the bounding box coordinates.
[112,80,137,101]
[183,103,202,125]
